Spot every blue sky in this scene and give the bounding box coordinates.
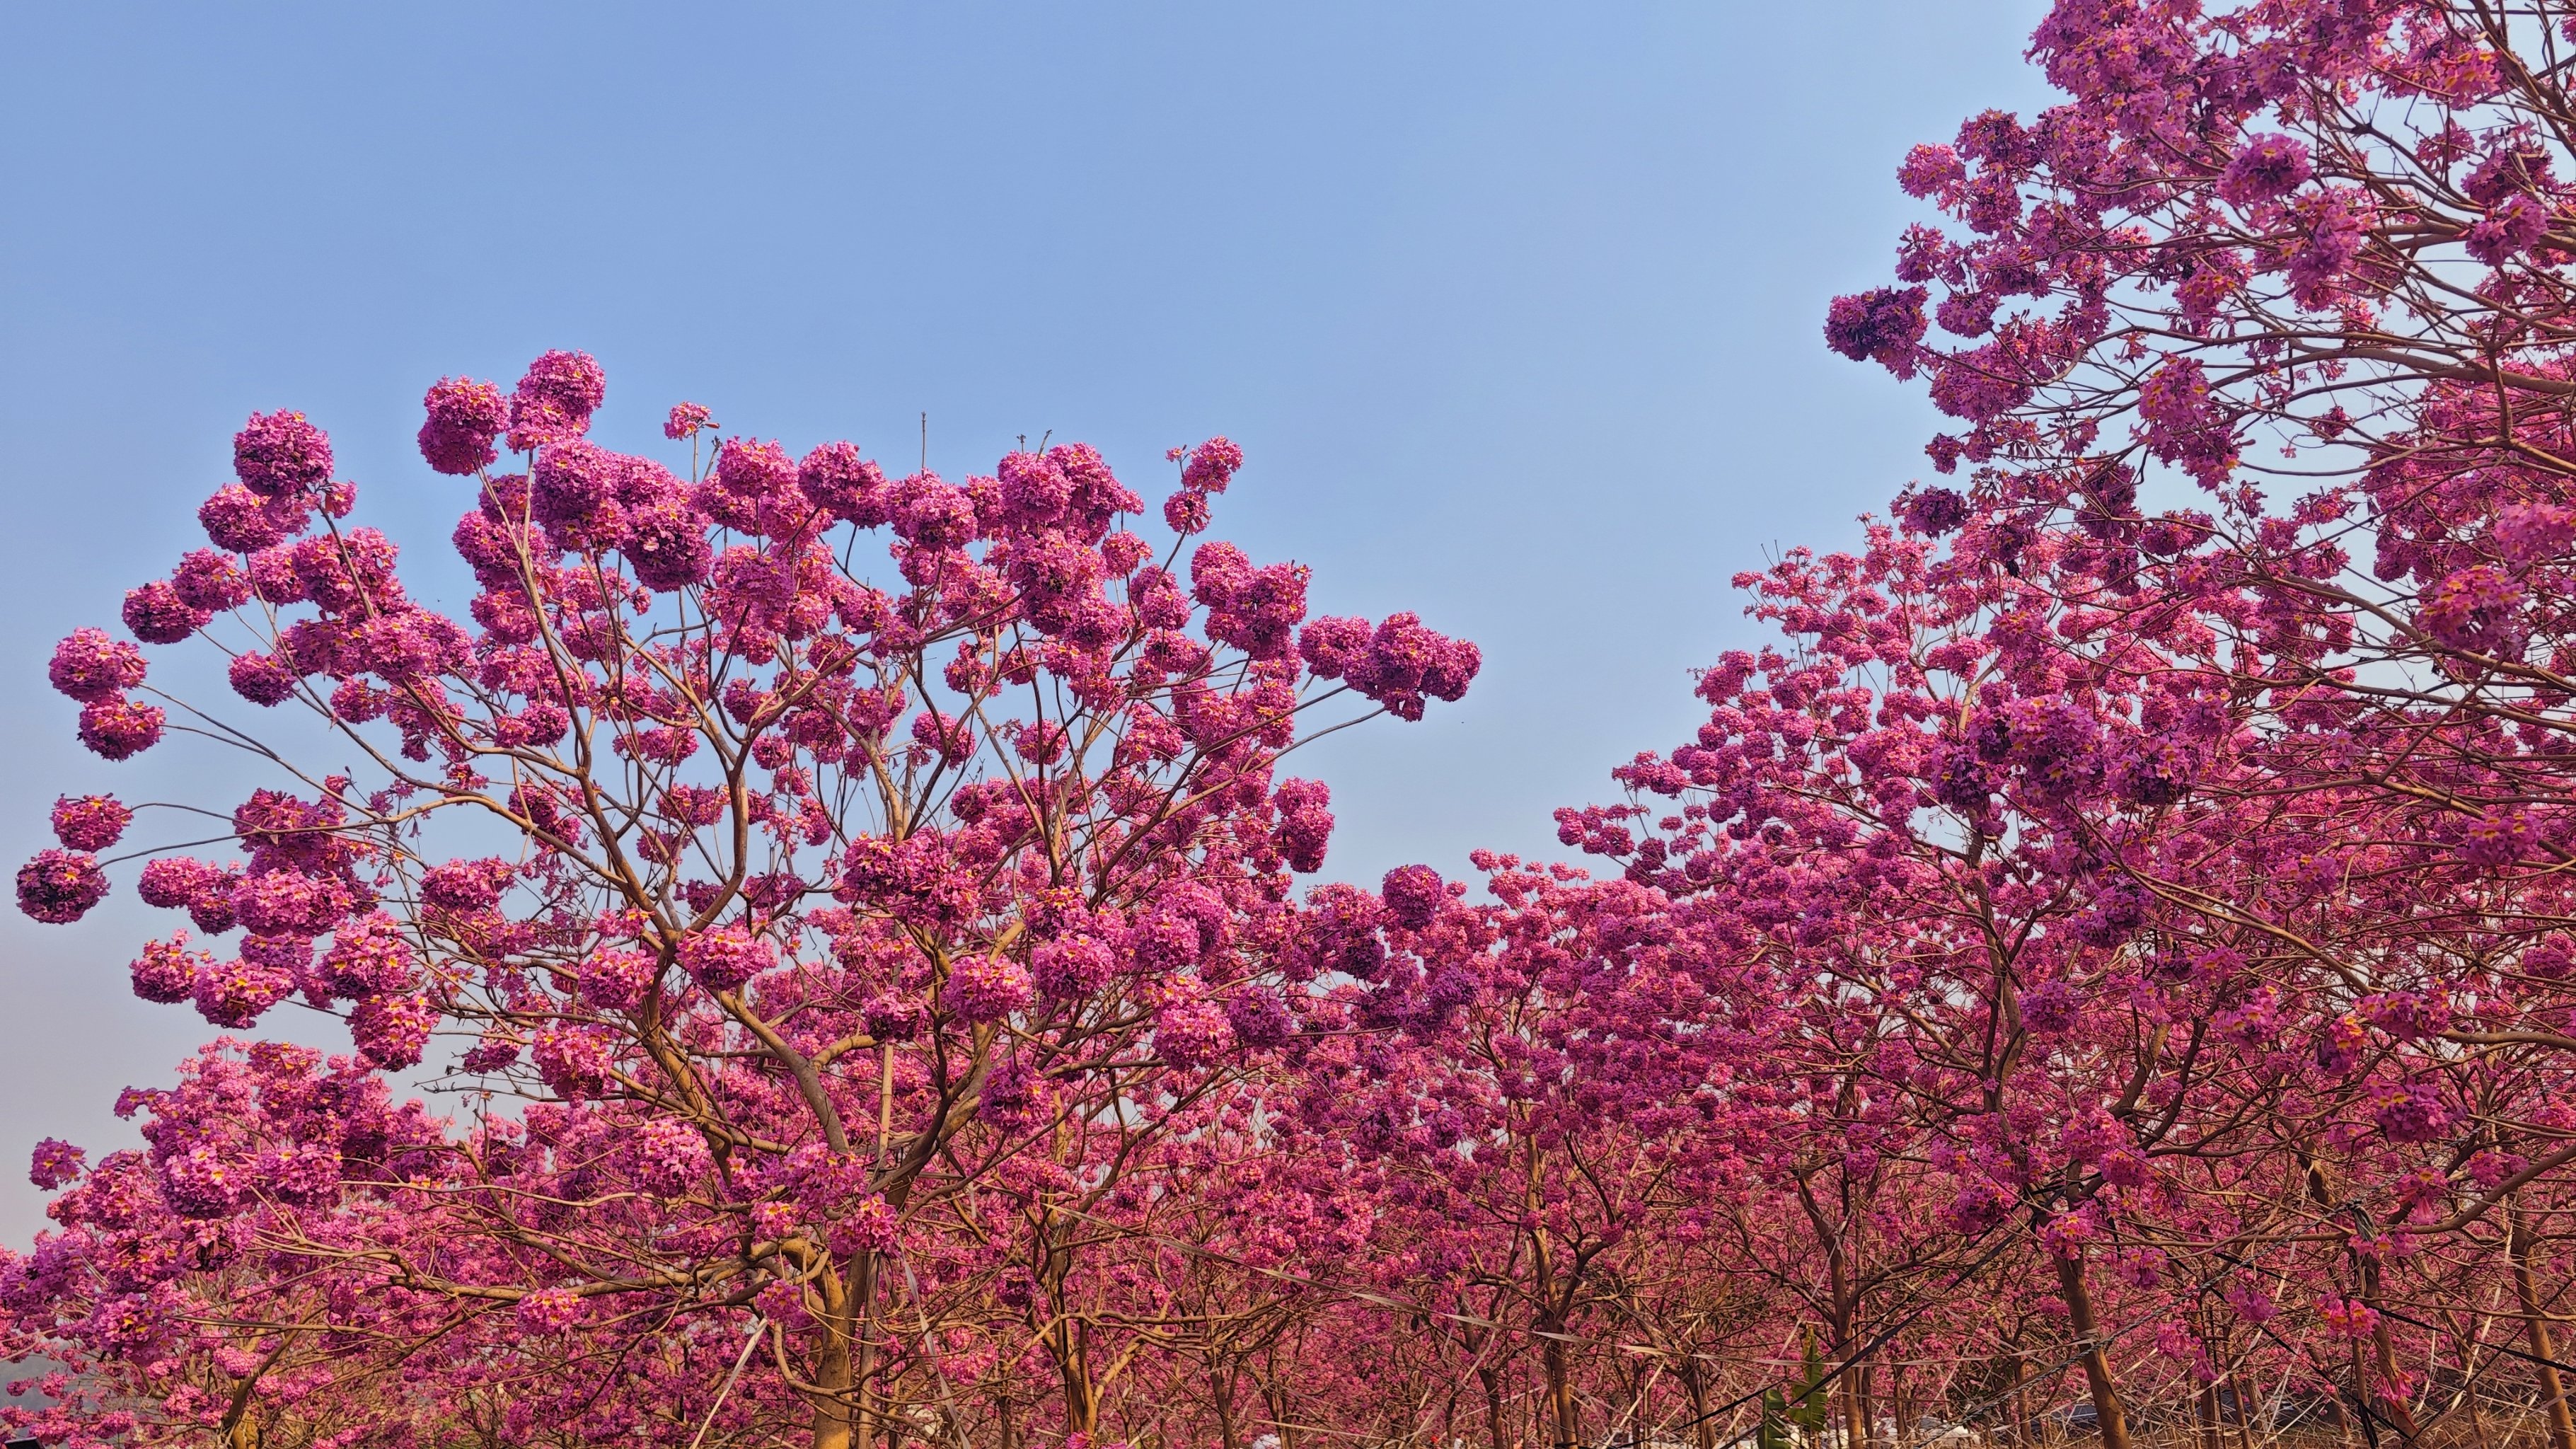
[0,2,2052,1242]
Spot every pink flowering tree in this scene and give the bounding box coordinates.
[1,350,1476,1449]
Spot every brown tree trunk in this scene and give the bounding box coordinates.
[2053,1253,2132,1449]
[1894,1359,1912,1448]
[1059,1316,1100,1438]
[1541,1321,1579,1449]
[1214,1367,1240,1449]
[2515,1205,2576,1449]
[2512,1205,2576,1449]
[1682,1363,1715,1449]
[2353,1257,2421,1443]
[813,1249,879,1449]
[1268,1371,1302,1449]
[1481,1363,1513,1449]
[1831,1312,1864,1449]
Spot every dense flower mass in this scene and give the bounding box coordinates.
[30,11,2576,1445]
[0,350,1494,1449]
[418,376,509,475]
[15,849,105,923]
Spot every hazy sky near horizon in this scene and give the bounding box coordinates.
[0,3,2053,1243]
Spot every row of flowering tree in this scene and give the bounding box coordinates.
[20,3,2576,1448]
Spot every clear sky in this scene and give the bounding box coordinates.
[0,2,2052,1242]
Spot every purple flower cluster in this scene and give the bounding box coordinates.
[1271,778,1334,874]
[677,928,772,993]
[16,849,106,924]
[1299,611,1480,721]
[664,401,715,440]
[2419,565,2525,654]
[26,1138,86,1191]
[1379,865,1445,930]
[945,950,1034,1022]
[1162,436,1244,534]
[419,376,509,475]
[2217,134,2311,205]
[50,795,130,851]
[1823,287,1929,374]
[232,410,334,498]
[505,350,606,451]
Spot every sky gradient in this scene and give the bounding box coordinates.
[0,2,2052,1242]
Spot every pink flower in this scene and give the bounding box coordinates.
[129,935,209,1004]
[122,580,209,645]
[678,929,772,993]
[2462,809,2532,868]
[421,857,514,911]
[1153,992,1235,1069]
[2224,1283,2277,1324]
[2464,193,2551,265]
[28,1138,86,1191]
[50,795,131,851]
[229,652,299,706]
[2418,565,2524,654]
[253,1142,341,1206]
[579,948,659,1012]
[507,350,606,451]
[192,954,294,1027]
[320,914,419,998]
[714,438,797,497]
[2019,978,2081,1034]
[158,1145,244,1218]
[17,850,106,923]
[890,473,978,548]
[2138,357,2237,490]
[1897,143,1965,199]
[232,410,334,498]
[629,1118,711,1195]
[623,496,714,591]
[419,376,509,475]
[1898,487,1970,536]
[2318,1293,2381,1340]
[171,549,253,611]
[2495,502,2576,561]
[976,1054,1056,1128]
[1033,935,1118,1000]
[2372,1083,2450,1143]
[797,441,888,526]
[1380,865,1445,930]
[198,483,298,552]
[529,439,627,550]
[2314,1014,2367,1075]
[136,857,212,908]
[1162,489,1211,534]
[663,401,715,440]
[351,993,437,1070]
[2217,133,2311,204]
[460,1029,524,1074]
[946,952,1034,1023]
[1298,616,1371,679]
[531,1024,613,1099]
[1823,287,1929,374]
[1273,778,1335,873]
[1943,1178,2014,1233]
[50,628,146,703]
[1180,437,1244,495]
[827,1194,899,1255]
[515,1288,585,1334]
[2038,1208,2098,1259]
